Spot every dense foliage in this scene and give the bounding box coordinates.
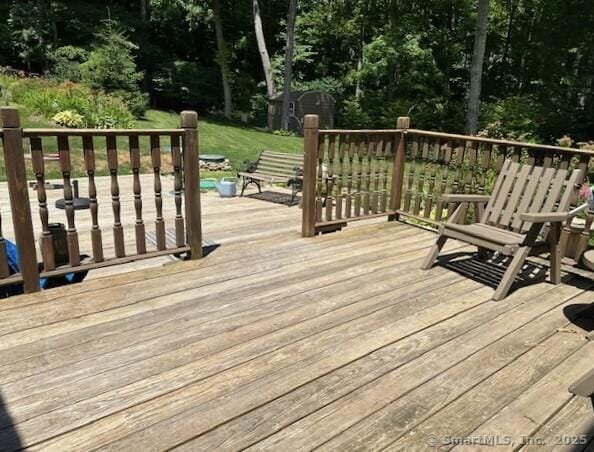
[1,0,593,143]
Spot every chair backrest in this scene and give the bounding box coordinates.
[481,159,585,234]
[254,150,304,179]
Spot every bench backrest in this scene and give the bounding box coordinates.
[482,159,585,233]
[254,150,304,179]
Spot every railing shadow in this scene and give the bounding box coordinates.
[438,251,549,293]
[0,390,22,451]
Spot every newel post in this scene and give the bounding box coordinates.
[181,111,203,259]
[389,116,410,221]
[0,107,40,292]
[302,114,319,237]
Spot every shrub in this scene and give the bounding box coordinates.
[272,129,296,137]
[480,96,542,141]
[85,93,134,128]
[52,110,84,128]
[4,75,135,128]
[339,98,371,128]
[249,92,268,126]
[49,46,88,82]
[80,21,146,117]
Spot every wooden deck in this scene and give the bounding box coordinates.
[0,193,593,451]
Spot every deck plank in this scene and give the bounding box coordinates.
[248,282,590,451]
[452,341,594,451]
[0,189,590,451]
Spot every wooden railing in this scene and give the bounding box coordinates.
[302,114,593,236]
[0,107,202,293]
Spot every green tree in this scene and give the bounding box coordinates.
[80,20,147,116]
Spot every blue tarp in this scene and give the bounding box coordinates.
[1,239,83,297]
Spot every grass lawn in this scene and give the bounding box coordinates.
[2,107,303,181]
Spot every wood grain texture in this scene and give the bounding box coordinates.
[0,209,588,451]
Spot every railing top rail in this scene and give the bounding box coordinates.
[320,129,403,135]
[406,128,594,157]
[22,128,185,137]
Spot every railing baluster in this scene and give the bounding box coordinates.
[403,136,418,212]
[335,135,345,220]
[413,138,429,215]
[435,140,453,222]
[360,135,373,215]
[83,136,103,263]
[107,135,125,258]
[150,135,166,250]
[380,134,392,213]
[129,135,146,254]
[171,134,185,247]
[424,140,439,218]
[315,135,325,223]
[447,141,466,217]
[479,143,493,194]
[325,135,335,222]
[372,135,383,213]
[58,136,80,266]
[30,137,54,270]
[345,136,355,219]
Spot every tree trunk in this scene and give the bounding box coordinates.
[253,0,275,99]
[253,0,276,129]
[140,0,147,23]
[281,0,297,130]
[213,0,233,118]
[466,0,490,135]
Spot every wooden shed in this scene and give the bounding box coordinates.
[268,90,336,134]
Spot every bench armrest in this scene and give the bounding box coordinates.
[239,159,258,174]
[441,194,491,203]
[519,212,569,223]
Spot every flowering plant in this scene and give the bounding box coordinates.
[579,183,594,210]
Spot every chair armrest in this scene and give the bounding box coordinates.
[441,194,491,203]
[520,212,569,223]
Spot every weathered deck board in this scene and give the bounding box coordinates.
[0,193,591,452]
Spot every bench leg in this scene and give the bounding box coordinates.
[240,177,248,196]
[492,246,529,301]
[422,235,448,270]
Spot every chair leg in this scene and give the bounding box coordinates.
[492,246,529,301]
[477,246,490,260]
[549,222,562,285]
[421,235,448,270]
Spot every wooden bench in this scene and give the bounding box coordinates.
[238,150,304,205]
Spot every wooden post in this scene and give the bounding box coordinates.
[181,111,203,259]
[389,116,410,221]
[0,107,40,293]
[302,114,319,237]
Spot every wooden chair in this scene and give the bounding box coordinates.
[422,159,586,300]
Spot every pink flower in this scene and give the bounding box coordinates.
[579,183,593,201]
